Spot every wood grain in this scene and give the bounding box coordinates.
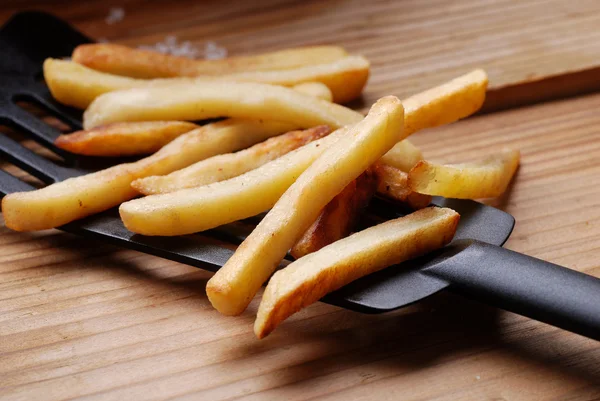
[1,1,600,400]
[4,0,600,110]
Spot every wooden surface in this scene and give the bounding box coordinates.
[5,0,600,110]
[1,0,600,400]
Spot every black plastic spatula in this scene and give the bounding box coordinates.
[1,12,599,340]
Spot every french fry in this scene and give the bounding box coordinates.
[254,207,460,338]
[53,79,330,157]
[373,163,432,209]
[120,127,350,236]
[408,149,520,199]
[378,69,487,169]
[44,58,139,109]
[132,125,331,195]
[45,56,367,109]
[379,139,423,172]
[55,121,199,156]
[83,80,363,129]
[290,169,377,259]
[119,71,488,237]
[2,119,294,231]
[290,163,430,259]
[219,56,369,103]
[205,96,404,316]
[73,43,349,78]
[290,82,333,102]
[401,69,488,135]
[247,69,485,228]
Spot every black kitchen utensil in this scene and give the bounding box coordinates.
[1,11,599,340]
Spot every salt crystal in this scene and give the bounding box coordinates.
[165,35,177,46]
[136,36,226,60]
[204,41,227,60]
[475,375,481,380]
[105,7,125,25]
[156,43,169,54]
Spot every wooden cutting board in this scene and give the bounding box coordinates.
[1,1,600,400]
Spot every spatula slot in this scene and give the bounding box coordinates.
[0,121,65,165]
[0,124,75,183]
[21,86,84,130]
[14,96,73,133]
[0,155,44,190]
[4,105,73,162]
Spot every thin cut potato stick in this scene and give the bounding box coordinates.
[255,207,460,338]
[379,69,487,168]
[55,121,199,156]
[219,56,369,103]
[120,127,349,235]
[291,163,429,259]
[291,82,333,102]
[290,170,377,259]
[44,58,139,109]
[373,163,432,209]
[2,119,294,231]
[379,139,423,172]
[132,125,331,195]
[401,69,488,135]
[45,57,367,109]
[205,96,404,316]
[119,71,487,236]
[53,80,329,157]
[73,43,349,78]
[83,80,363,129]
[408,149,520,199]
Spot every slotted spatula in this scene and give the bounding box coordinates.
[1,11,599,340]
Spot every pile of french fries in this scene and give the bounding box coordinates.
[1,43,520,338]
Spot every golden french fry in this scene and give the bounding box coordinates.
[373,163,432,209]
[132,125,331,195]
[2,119,294,231]
[120,127,349,236]
[83,80,363,129]
[290,163,430,260]
[291,163,430,260]
[45,56,367,109]
[255,207,460,338]
[54,121,198,156]
[408,149,520,199]
[73,43,349,78]
[205,96,405,316]
[44,58,139,109]
[378,69,487,170]
[401,69,488,135]
[220,56,369,103]
[290,169,377,259]
[379,139,423,172]
[51,76,330,157]
[119,71,488,237]
[290,82,333,102]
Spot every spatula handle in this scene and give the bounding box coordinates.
[428,240,600,340]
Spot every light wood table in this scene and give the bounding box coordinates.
[1,1,599,400]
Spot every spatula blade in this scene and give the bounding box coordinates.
[322,198,515,312]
